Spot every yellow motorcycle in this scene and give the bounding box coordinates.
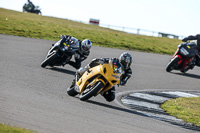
[67,59,122,101]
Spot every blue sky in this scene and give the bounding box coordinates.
[0,0,199,37]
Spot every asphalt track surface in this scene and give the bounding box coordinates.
[0,34,200,133]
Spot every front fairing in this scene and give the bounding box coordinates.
[47,40,62,56]
[47,39,79,57]
[77,60,122,94]
[178,42,197,58]
[63,41,79,54]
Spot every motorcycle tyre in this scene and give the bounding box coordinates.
[41,52,57,68]
[79,81,104,101]
[37,10,42,15]
[67,83,78,97]
[166,56,180,72]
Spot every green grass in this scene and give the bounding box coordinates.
[0,123,35,133]
[161,97,200,127]
[0,8,181,55]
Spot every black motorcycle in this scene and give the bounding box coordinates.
[23,4,42,15]
[41,36,79,68]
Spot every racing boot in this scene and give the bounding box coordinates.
[102,87,115,102]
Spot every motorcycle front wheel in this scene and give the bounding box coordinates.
[166,56,180,72]
[67,80,78,96]
[41,51,57,68]
[37,10,42,15]
[79,81,104,101]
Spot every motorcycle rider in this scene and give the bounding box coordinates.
[27,0,35,12]
[60,35,92,69]
[77,52,132,102]
[182,34,200,67]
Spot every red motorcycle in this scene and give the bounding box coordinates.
[166,42,200,73]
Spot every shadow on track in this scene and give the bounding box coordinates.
[86,100,147,117]
[171,72,200,79]
[48,67,76,75]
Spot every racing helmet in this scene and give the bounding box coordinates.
[81,39,92,53]
[119,52,132,70]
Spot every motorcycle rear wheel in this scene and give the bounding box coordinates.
[166,56,180,72]
[41,52,57,68]
[79,81,104,101]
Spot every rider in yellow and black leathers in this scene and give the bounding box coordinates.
[77,52,132,102]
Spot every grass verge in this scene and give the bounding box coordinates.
[0,8,181,55]
[161,97,200,127]
[0,123,35,133]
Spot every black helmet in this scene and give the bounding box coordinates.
[81,39,92,53]
[119,52,132,70]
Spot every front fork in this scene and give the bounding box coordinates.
[74,74,80,93]
[46,45,58,58]
[172,49,179,58]
[172,49,183,65]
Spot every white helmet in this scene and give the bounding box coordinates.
[81,39,92,53]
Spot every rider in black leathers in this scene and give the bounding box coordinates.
[60,35,92,69]
[182,34,200,66]
[27,0,35,12]
[77,52,132,102]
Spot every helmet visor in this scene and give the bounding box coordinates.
[82,45,89,51]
